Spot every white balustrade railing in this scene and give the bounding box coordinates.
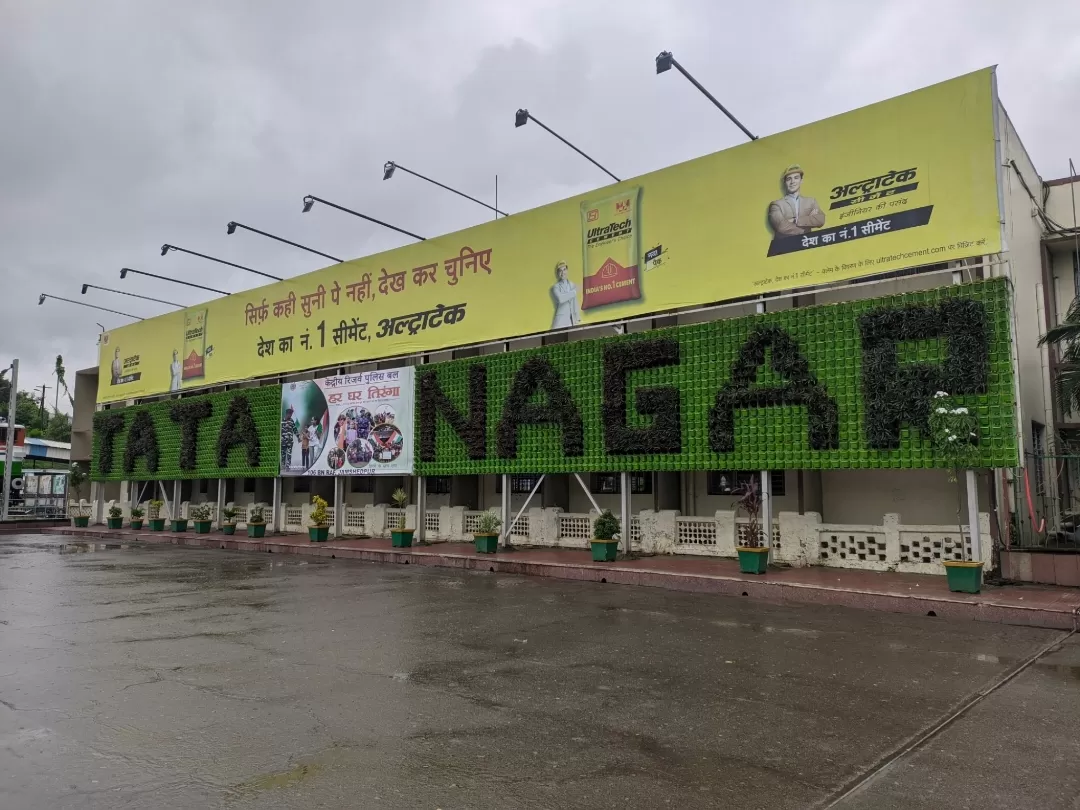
[344,507,366,534]
[463,511,485,535]
[255,501,989,576]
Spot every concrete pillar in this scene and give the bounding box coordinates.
[90,481,104,524]
[416,477,426,543]
[443,505,465,541]
[966,469,982,564]
[500,474,511,547]
[638,509,679,555]
[216,479,226,528]
[171,481,181,525]
[272,477,282,533]
[776,511,821,567]
[715,510,736,557]
[367,504,387,537]
[883,513,901,564]
[333,477,344,538]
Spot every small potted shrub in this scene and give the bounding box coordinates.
[309,495,330,542]
[148,500,166,531]
[171,511,189,533]
[107,505,124,530]
[930,391,984,593]
[191,503,213,534]
[129,506,144,530]
[70,504,90,528]
[734,478,768,574]
[390,488,413,548]
[247,505,267,538]
[473,511,502,554]
[591,511,620,562]
[221,506,238,536]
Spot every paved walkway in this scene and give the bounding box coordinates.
[54,526,1080,630]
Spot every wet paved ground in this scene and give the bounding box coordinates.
[0,535,1077,809]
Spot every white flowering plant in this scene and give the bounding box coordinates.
[928,391,978,482]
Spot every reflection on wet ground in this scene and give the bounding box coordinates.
[0,534,1076,809]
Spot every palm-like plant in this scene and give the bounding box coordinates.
[1039,298,1080,416]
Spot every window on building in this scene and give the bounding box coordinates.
[293,477,311,494]
[589,473,652,495]
[179,480,192,501]
[243,478,255,493]
[350,476,374,493]
[426,476,452,495]
[1032,422,1047,497]
[707,471,785,497]
[495,474,543,495]
[199,479,209,494]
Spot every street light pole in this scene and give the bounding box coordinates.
[226,221,344,263]
[161,244,282,281]
[301,196,425,242]
[119,268,229,296]
[38,294,143,321]
[2,359,17,521]
[81,283,183,309]
[655,51,758,141]
[382,162,508,217]
[514,109,621,183]
[37,384,49,434]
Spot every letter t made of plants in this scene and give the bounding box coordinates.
[169,399,213,470]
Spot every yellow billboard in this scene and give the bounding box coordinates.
[98,68,1002,403]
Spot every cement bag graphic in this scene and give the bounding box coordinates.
[580,187,642,310]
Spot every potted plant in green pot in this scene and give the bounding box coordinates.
[107,505,124,530]
[171,511,189,532]
[930,391,984,593]
[735,478,769,574]
[147,500,166,531]
[473,511,501,554]
[591,510,620,562]
[309,495,330,542]
[70,504,90,528]
[129,506,144,530]
[221,506,238,536]
[191,503,213,534]
[247,506,267,538]
[390,488,413,548]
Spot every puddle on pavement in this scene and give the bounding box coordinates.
[231,762,323,797]
[60,542,133,554]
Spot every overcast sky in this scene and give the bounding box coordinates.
[2,0,1078,412]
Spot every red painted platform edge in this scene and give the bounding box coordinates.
[45,527,1080,631]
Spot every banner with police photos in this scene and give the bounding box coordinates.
[279,367,415,476]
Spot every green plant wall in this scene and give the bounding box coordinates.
[91,386,281,481]
[415,278,1017,475]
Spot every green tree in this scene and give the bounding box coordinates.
[54,355,74,410]
[0,383,57,436]
[45,411,72,443]
[1040,299,1080,415]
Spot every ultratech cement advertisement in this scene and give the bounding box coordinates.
[97,68,1003,403]
[279,368,415,477]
